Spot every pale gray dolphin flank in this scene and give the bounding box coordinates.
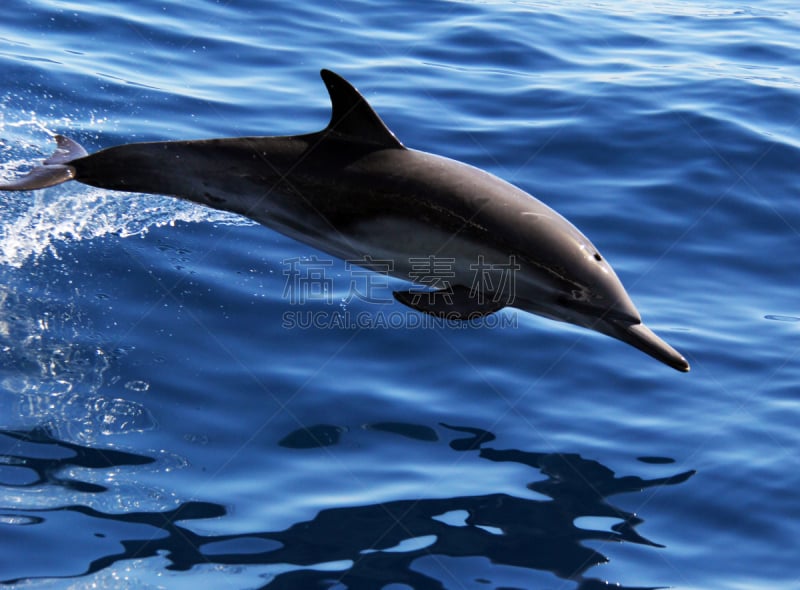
[0,69,689,372]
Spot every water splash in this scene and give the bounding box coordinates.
[0,282,184,515]
[0,115,251,268]
[0,183,247,268]
[0,283,155,444]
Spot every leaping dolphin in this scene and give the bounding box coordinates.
[0,69,689,372]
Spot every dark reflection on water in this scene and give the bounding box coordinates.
[0,425,694,588]
[0,428,154,494]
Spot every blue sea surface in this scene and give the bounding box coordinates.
[1,1,799,588]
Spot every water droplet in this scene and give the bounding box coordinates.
[124,380,149,392]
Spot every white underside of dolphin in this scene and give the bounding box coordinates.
[0,69,689,372]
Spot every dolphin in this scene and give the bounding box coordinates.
[0,69,689,372]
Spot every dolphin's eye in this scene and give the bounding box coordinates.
[594,253,602,262]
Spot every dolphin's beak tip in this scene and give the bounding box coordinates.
[654,337,690,374]
[616,321,690,374]
[673,356,691,373]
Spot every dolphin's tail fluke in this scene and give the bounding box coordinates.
[0,135,87,191]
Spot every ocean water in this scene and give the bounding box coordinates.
[0,1,798,588]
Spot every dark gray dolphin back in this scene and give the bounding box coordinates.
[320,69,405,149]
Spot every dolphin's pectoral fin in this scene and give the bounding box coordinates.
[0,135,87,191]
[393,285,505,320]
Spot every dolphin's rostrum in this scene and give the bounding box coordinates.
[0,69,689,372]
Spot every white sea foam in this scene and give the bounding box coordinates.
[0,116,249,268]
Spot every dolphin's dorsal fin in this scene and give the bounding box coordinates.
[320,69,404,149]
